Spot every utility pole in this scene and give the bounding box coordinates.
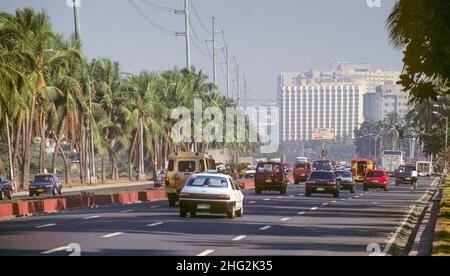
[236,64,240,106]
[139,116,145,180]
[243,74,248,108]
[184,0,191,70]
[212,17,217,86]
[72,0,81,41]
[225,46,230,98]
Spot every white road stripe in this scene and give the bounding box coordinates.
[197,250,215,256]
[249,201,256,204]
[264,198,271,201]
[276,197,283,199]
[35,224,56,229]
[360,194,365,196]
[310,207,318,211]
[102,232,124,238]
[120,209,134,213]
[150,206,160,209]
[331,201,337,203]
[280,217,291,221]
[259,226,272,231]
[147,222,164,227]
[322,203,329,206]
[298,212,306,215]
[83,216,100,220]
[232,235,247,241]
[41,246,67,255]
[289,195,294,198]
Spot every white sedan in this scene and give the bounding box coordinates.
[179,173,244,219]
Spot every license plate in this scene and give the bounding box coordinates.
[300,174,305,176]
[317,188,325,192]
[197,204,210,210]
[371,180,379,183]
[266,179,272,183]
[406,178,411,180]
[37,189,44,193]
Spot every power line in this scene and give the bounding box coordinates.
[189,0,212,35]
[128,0,178,36]
[188,17,211,58]
[138,0,180,13]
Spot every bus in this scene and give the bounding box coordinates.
[382,150,405,175]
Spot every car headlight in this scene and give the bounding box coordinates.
[46,185,53,188]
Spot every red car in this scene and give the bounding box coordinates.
[293,162,312,184]
[254,162,288,195]
[363,170,390,192]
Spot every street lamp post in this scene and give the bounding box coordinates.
[433,111,448,173]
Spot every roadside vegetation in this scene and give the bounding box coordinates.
[435,176,450,256]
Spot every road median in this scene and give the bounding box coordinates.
[433,175,450,256]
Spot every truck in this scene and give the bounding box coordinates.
[382,150,405,175]
[416,161,433,177]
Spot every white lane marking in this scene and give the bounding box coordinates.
[35,224,56,229]
[310,207,318,211]
[83,215,100,220]
[120,209,134,213]
[232,235,247,241]
[259,226,272,231]
[382,205,416,256]
[298,212,306,215]
[331,201,337,203]
[360,194,365,196]
[280,217,291,222]
[263,198,271,201]
[298,194,304,196]
[147,222,164,227]
[372,202,378,205]
[276,197,283,199]
[197,250,215,256]
[41,246,67,255]
[322,203,329,206]
[354,196,359,198]
[102,232,124,239]
[289,195,294,198]
[248,201,256,204]
[150,205,161,209]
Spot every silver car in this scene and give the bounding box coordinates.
[335,170,356,194]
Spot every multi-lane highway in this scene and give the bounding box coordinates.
[0,177,437,256]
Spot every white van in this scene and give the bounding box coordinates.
[416,161,433,177]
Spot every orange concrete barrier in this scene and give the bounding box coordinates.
[0,189,168,219]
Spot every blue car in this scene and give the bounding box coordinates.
[29,174,63,197]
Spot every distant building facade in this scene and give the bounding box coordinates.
[278,63,401,142]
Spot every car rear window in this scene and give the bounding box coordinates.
[313,161,333,170]
[309,171,335,181]
[34,176,54,182]
[178,161,196,172]
[335,171,352,178]
[295,163,309,170]
[367,171,384,177]
[187,176,228,188]
[257,164,281,173]
[398,166,415,173]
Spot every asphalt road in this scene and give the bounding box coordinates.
[0,177,437,256]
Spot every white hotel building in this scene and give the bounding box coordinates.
[278,83,365,142]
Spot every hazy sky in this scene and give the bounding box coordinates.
[1,0,403,102]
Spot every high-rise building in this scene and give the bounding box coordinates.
[278,63,401,142]
[279,83,365,141]
[363,81,412,121]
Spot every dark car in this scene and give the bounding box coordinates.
[0,175,13,200]
[293,162,312,184]
[313,160,333,171]
[29,174,62,197]
[305,170,339,198]
[335,170,356,193]
[394,165,418,186]
[254,162,288,195]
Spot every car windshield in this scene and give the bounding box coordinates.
[257,164,281,173]
[309,171,335,181]
[34,175,54,183]
[367,171,384,177]
[187,176,228,188]
[335,171,352,178]
[178,161,196,172]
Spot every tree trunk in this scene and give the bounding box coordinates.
[22,95,36,189]
[101,157,105,183]
[39,111,46,174]
[59,146,69,184]
[12,114,22,184]
[51,120,65,174]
